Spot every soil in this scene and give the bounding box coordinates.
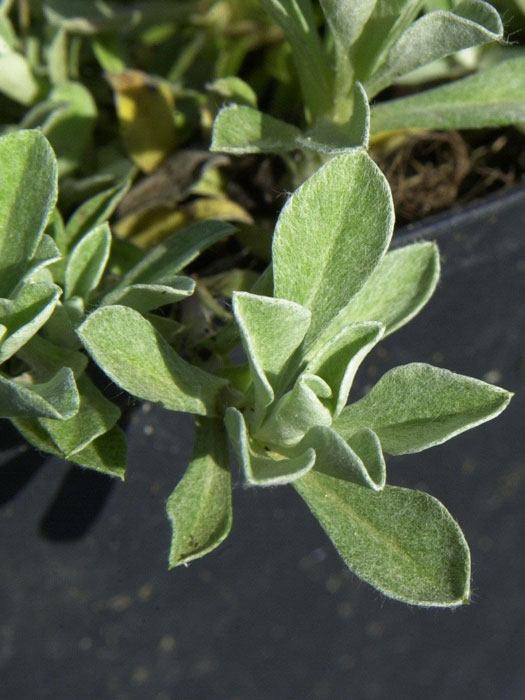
[221,127,525,229]
[373,127,525,227]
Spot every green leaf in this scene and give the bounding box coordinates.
[273,151,394,343]
[232,291,311,411]
[294,473,471,606]
[211,105,301,154]
[0,283,61,363]
[260,0,333,120]
[25,235,62,281]
[71,425,127,479]
[167,417,232,567]
[305,321,384,416]
[38,375,120,457]
[0,367,79,419]
[102,278,195,312]
[65,223,111,299]
[11,417,126,479]
[0,49,40,104]
[319,0,378,48]
[297,83,370,154]
[78,305,228,416]
[41,299,83,349]
[207,77,258,107]
[225,407,316,486]
[334,363,513,454]
[63,179,131,251]
[351,0,424,81]
[366,0,504,96]
[314,242,440,343]
[0,130,58,297]
[17,333,88,378]
[297,425,385,490]
[255,373,333,447]
[42,82,98,176]
[118,221,234,288]
[371,56,525,132]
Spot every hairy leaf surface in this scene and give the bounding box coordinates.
[335,363,512,454]
[78,305,228,416]
[295,473,471,606]
[167,418,232,566]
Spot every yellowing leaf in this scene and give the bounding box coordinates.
[108,70,179,173]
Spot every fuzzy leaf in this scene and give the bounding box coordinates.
[315,242,440,343]
[0,368,79,419]
[118,221,234,288]
[371,56,525,132]
[297,83,370,154]
[305,321,384,416]
[17,333,88,378]
[11,417,126,478]
[297,425,385,490]
[255,373,333,447]
[335,363,512,454]
[24,235,62,281]
[295,473,471,606]
[71,426,127,479]
[273,151,394,343]
[102,277,195,312]
[0,283,61,363]
[225,407,316,486]
[167,417,232,567]
[260,0,333,120]
[0,130,58,297]
[232,291,311,410]
[351,0,424,81]
[319,0,378,47]
[211,105,301,154]
[43,81,98,175]
[78,305,228,416]
[63,179,130,251]
[65,223,111,299]
[366,0,504,96]
[38,375,120,457]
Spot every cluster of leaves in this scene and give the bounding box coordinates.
[0,128,234,478]
[212,0,525,164]
[0,1,519,607]
[76,150,512,607]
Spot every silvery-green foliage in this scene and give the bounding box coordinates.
[0,130,232,481]
[0,126,514,609]
[209,150,510,607]
[211,0,518,159]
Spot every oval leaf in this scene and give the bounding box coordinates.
[232,291,311,411]
[0,367,79,420]
[167,417,232,567]
[335,363,513,454]
[211,105,301,155]
[78,305,228,417]
[295,473,471,607]
[366,0,503,96]
[273,151,394,343]
[315,242,440,341]
[0,283,61,363]
[65,223,111,299]
[371,55,525,132]
[0,130,58,297]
